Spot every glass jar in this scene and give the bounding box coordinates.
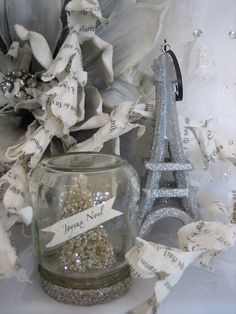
[30,152,139,305]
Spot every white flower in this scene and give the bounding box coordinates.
[0,0,169,281]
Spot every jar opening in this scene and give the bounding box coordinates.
[42,152,127,172]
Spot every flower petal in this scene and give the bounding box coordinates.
[46,74,85,132]
[42,25,87,86]
[6,115,64,168]
[0,42,32,73]
[0,224,17,278]
[81,34,113,89]
[66,0,109,36]
[0,90,8,108]
[101,80,141,110]
[0,115,25,161]
[72,113,108,131]
[6,41,19,58]
[15,24,53,69]
[71,86,109,131]
[0,51,14,74]
[6,0,63,53]
[14,99,41,112]
[99,0,135,18]
[97,2,169,77]
[101,79,154,118]
[69,100,145,153]
[13,43,32,71]
[61,134,77,151]
[0,0,11,49]
[140,74,155,104]
[2,164,27,229]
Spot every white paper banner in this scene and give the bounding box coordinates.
[42,197,122,248]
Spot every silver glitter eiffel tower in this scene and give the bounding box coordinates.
[139,43,199,236]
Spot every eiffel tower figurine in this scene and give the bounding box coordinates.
[139,42,199,237]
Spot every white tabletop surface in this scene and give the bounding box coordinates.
[1,242,236,314]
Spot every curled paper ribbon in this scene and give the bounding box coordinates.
[0,164,32,230]
[180,117,236,169]
[66,0,109,37]
[126,220,236,313]
[69,100,146,154]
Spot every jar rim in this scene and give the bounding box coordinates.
[41,152,128,173]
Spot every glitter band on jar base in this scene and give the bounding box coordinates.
[40,272,132,306]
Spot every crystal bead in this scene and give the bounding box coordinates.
[229,31,236,39]
[193,29,203,38]
[0,69,37,99]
